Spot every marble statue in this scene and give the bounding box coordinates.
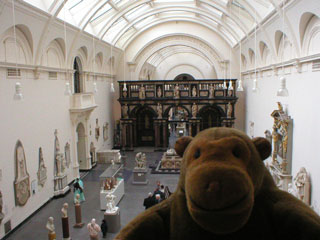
[209,84,214,98]
[174,84,179,98]
[227,102,232,118]
[139,84,146,99]
[192,103,198,118]
[54,130,65,177]
[122,104,128,118]
[61,203,68,218]
[105,193,117,213]
[157,86,162,97]
[14,140,30,206]
[135,152,146,169]
[157,103,162,118]
[294,167,310,204]
[37,147,47,187]
[192,86,197,97]
[87,218,101,240]
[64,142,71,168]
[46,217,56,240]
[95,118,100,141]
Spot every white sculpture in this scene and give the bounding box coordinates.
[139,85,146,99]
[157,87,162,97]
[135,152,146,169]
[122,104,129,118]
[294,167,310,204]
[61,203,68,218]
[174,84,179,98]
[105,193,117,213]
[192,86,197,97]
[87,218,101,240]
[46,217,56,239]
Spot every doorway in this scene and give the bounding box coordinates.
[136,107,156,146]
[76,122,87,169]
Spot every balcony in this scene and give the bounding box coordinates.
[69,93,97,112]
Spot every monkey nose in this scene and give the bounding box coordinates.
[207,181,220,193]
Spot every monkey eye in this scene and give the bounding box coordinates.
[194,149,201,159]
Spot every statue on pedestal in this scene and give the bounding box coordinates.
[87,218,101,240]
[135,152,146,169]
[192,103,198,118]
[209,84,214,98]
[157,103,162,119]
[122,104,128,118]
[74,194,84,228]
[294,167,310,204]
[192,86,197,97]
[139,85,146,99]
[61,203,70,240]
[46,217,56,240]
[105,193,117,213]
[174,84,179,98]
[157,87,162,97]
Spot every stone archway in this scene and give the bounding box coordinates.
[173,73,195,81]
[135,107,157,146]
[73,57,83,93]
[199,105,224,130]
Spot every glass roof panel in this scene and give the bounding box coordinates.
[124,4,151,21]
[134,15,157,29]
[90,3,113,24]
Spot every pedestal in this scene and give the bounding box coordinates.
[73,204,84,228]
[104,208,120,233]
[61,217,70,240]
[132,168,148,185]
[48,232,56,240]
[54,174,70,197]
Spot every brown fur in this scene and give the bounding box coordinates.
[115,128,320,240]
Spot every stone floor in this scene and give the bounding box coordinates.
[5,151,179,240]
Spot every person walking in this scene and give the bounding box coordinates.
[100,219,108,239]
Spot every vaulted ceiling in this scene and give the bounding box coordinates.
[23,0,278,48]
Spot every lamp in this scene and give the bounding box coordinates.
[252,78,258,92]
[12,0,23,101]
[277,2,289,97]
[64,82,72,96]
[110,83,115,93]
[13,82,23,100]
[277,76,288,96]
[237,4,244,92]
[93,81,98,93]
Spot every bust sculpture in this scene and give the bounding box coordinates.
[87,218,101,239]
[74,193,80,205]
[61,203,68,218]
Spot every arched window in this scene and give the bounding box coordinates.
[73,57,82,93]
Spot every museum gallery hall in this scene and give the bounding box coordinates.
[0,0,320,239]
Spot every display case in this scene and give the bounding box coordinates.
[99,164,124,210]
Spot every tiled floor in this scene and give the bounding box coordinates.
[5,151,179,240]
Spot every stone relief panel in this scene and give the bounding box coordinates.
[14,140,30,206]
[95,118,100,141]
[37,147,47,187]
[54,130,65,177]
[294,167,311,205]
[103,122,109,141]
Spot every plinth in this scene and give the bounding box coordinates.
[48,232,56,240]
[61,217,70,240]
[104,208,120,233]
[132,168,148,185]
[73,204,84,228]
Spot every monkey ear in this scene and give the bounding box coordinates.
[175,136,193,157]
[252,137,271,161]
